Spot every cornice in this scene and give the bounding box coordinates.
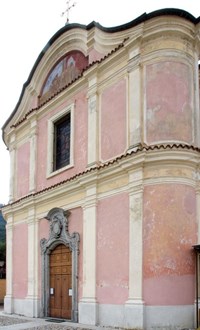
[2,143,200,215]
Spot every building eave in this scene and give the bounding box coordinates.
[2,143,200,212]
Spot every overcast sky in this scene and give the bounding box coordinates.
[0,0,199,204]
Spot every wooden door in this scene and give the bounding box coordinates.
[49,244,72,319]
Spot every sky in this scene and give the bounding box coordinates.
[0,0,199,204]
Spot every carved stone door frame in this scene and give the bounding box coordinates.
[40,208,79,322]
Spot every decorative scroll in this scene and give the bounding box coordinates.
[40,207,79,254]
[40,207,80,321]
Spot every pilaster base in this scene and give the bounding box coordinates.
[79,299,98,325]
[4,295,13,314]
[24,296,40,317]
[125,299,144,329]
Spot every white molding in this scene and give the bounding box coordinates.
[128,169,143,302]
[194,51,200,147]
[82,185,97,309]
[29,122,37,193]
[196,182,200,244]
[9,147,16,203]
[87,92,99,166]
[4,215,14,313]
[128,58,142,147]
[26,207,39,306]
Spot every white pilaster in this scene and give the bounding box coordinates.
[196,181,200,244]
[9,134,16,203]
[29,118,37,193]
[125,168,144,328]
[79,184,98,325]
[87,75,99,166]
[25,207,40,317]
[4,214,14,313]
[194,51,200,147]
[127,53,142,148]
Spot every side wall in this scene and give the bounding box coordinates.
[12,222,28,314]
[97,193,129,304]
[145,62,193,145]
[143,183,197,329]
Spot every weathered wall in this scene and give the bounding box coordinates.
[143,184,197,306]
[101,79,127,161]
[145,61,193,144]
[16,142,30,199]
[13,223,28,298]
[97,193,129,304]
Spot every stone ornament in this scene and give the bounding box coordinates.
[40,207,80,321]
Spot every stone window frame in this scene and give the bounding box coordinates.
[46,103,74,177]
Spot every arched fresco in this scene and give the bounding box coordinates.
[39,51,88,105]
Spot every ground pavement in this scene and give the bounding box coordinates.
[0,309,196,330]
[0,310,100,330]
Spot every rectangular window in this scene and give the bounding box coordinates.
[47,104,74,177]
[53,113,71,171]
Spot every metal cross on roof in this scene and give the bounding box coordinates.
[61,0,76,25]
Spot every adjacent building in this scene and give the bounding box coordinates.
[2,8,200,329]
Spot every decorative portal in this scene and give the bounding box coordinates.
[40,208,80,322]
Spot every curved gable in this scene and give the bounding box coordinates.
[2,8,199,139]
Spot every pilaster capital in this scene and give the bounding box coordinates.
[27,207,36,225]
[83,184,98,209]
[196,181,200,194]
[88,94,98,114]
[9,133,16,152]
[129,185,144,196]
[29,119,38,139]
[127,54,141,73]
[128,168,144,194]
[6,222,14,232]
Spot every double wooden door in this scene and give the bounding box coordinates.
[49,244,72,319]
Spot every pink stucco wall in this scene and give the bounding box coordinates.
[143,184,197,305]
[36,89,88,191]
[146,61,193,144]
[97,193,129,304]
[101,79,126,161]
[13,223,28,298]
[16,142,30,199]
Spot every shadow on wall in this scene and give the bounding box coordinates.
[0,205,6,305]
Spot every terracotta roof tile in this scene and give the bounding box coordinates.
[5,143,200,207]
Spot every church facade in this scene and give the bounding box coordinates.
[2,9,200,329]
